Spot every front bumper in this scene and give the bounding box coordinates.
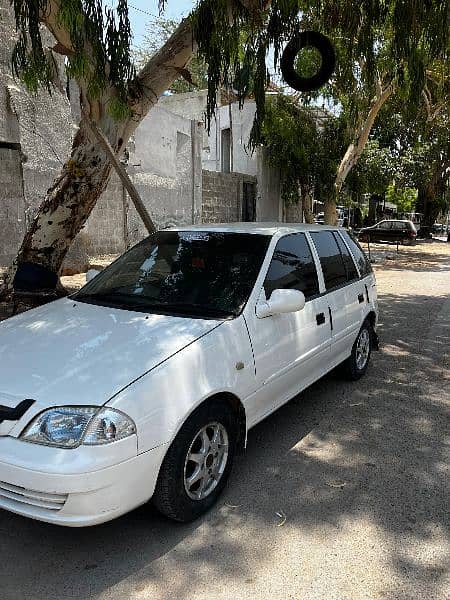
[0,436,168,527]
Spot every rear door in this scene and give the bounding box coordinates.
[333,231,366,337]
[309,230,361,363]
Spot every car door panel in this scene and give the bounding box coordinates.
[309,230,363,363]
[244,295,331,426]
[243,233,332,426]
[261,295,331,387]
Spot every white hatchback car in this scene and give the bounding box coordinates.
[0,224,378,526]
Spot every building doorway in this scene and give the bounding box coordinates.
[242,182,256,222]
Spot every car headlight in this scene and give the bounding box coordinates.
[20,406,136,448]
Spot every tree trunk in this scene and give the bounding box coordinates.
[324,198,338,226]
[324,81,394,225]
[302,188,314,224]
[13,121,112,278]
[417,160,450,227]
[4,17,196,294]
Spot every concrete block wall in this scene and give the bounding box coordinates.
[202,170,256,223]
[126,107,203,245]
[0,147,26,265]
[78,107,204,255]
[82,170,127,256]
[284,201,304,223]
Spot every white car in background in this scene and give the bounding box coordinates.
[0,224,378,526]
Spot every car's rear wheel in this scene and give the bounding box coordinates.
[153,401,237,522]
[344,321,372,380]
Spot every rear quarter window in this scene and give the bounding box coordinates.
[339,230,373,277]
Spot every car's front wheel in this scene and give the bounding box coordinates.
[344,321,372,381]
[153,400,237,522]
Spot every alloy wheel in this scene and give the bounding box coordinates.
[183,422,229,501]
[356,328,370,370]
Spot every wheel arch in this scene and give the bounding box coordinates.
[366,310,376,329]
[163,391,247,458]
[365,310,379,350]
[187,392,247,452]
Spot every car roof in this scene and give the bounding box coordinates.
[166,222,342,236]
[379,219,412,223]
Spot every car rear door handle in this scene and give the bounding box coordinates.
[358,293,364,304]
[316,312,325,325]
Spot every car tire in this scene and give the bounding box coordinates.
[343,321,372,381]
[153,400,237,522]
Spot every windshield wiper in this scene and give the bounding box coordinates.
[74,294,235,317]
[73,292,151,310]
[142,301,236,318]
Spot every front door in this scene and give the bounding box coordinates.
[244,233,332,425]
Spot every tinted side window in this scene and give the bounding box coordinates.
[333,232,358,281]
[264,234,319,299]
[340,230,373,277]
[310,231,347,290]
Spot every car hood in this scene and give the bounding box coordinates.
[0,298,222,409]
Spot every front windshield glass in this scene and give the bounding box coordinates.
[73,231,270,318]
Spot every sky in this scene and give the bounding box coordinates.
[127,1,194,47]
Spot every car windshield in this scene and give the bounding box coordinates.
[73,231,270,318]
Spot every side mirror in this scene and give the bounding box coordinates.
[256,289,306,319]
[86,269,100,283]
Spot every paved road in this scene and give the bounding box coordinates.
[1,244,449,600]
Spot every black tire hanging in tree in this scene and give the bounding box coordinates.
[281,31,336,92]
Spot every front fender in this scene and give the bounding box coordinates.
[107,316,255,454]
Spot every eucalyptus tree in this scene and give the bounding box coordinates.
[414,65,450,227]
[294,0,449,223]
[134,16,208,93]
[371,71,450,226]
[347,139,397,203]
[5,0,449,293]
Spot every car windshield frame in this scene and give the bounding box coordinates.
[72,230,271,319]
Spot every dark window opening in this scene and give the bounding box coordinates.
[74,231,270,318]
[310,231,347,290]
[333,232,358,282]
[221,128,231,173]
[242,182,256,222]
[340,230,373,277]
[264,233,320,300]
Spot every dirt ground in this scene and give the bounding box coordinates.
[0,240,449,600]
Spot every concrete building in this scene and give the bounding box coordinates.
[161,91,283,223]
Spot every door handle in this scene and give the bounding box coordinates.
[358,293,364,304]
[316,312,325,325]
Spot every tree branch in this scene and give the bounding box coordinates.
[335,81,395,193]
[81,108,156,235]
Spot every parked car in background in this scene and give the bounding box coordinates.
[0,224,378,527]
[432,223,447,235]
[358,219,417,244]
